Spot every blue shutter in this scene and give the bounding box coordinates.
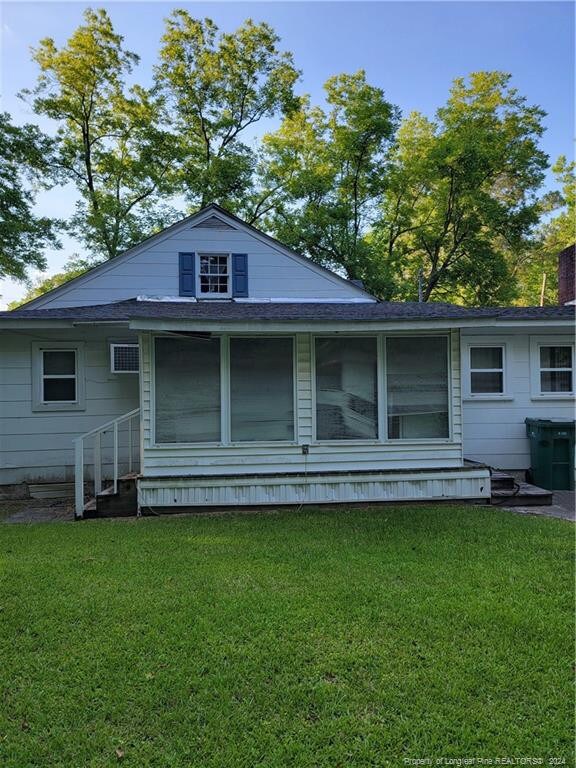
[179,252,196,296]
[232,253,248,297]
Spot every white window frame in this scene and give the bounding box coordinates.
[31,341,86,412]
[530,336,575,399]
[197,252,231,299]
[463,342,510,400]
[151,334,297,447]
[312,335,381,443]
[110,343,140,374]
[310,332,453,444]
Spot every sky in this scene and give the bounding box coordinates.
[0,0,574,307]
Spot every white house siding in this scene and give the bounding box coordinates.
[138,469,490,509]
[26,223,367,309]
[139,329,464,479]
[0,329,139,485]
[461,328,575,470]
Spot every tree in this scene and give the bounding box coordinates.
[155,11,300,215]
[23,8,178,260]
[8,255,100,309]
[513,156,576,305]
[0,112,60,281]
[375,72,549,304]
[259,71,399,290]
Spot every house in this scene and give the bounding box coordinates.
[0,205,573,517]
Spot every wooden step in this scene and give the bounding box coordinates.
[83,474,138,518]
[491,482,553,507]
[490,472,515,491]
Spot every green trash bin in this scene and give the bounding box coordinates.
[525,418,575,491]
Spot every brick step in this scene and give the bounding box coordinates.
[491,482,553,507]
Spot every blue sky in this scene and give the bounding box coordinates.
[1,1,574,306]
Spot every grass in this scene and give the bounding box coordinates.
[0,505,573,767]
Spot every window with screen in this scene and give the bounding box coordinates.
[198,253,230,296]
[155,336,221,443]
[539,346,573,393]
[386,336,449,439]
[315,337,378,440]
[230,338,294,442]
[469,346,504,394]
[42,350,77,403]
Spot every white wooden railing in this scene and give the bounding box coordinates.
[74,408,141,518]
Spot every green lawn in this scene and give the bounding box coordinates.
[0,505,573,767]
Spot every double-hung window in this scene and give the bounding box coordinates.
[198,253,230,297]
[32,342,85,411]
[469,346,505,396]
[529,338,575,397]
[538,345,573,394]
[42,350,77,402]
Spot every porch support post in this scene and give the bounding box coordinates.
[128,418,133,474]
[113,422,119,494]
[74,438,84,519]
[94,432,102,495]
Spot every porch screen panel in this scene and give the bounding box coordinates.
[315,338,378,440]
[230,338,294,441]
[155,336,220,443]
[386,336,449,439]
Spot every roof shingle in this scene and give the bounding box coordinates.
[0,299,573,324]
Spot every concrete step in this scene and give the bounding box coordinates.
[491,482,553,507]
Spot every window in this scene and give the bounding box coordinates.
[530,338,575,398]
[198,253,230,296]
[539,346,573,393]
[386,336,449,439]
[230,338,294,441]
[315,338,378,440]
[110,343,139,373]
[155,336,221,443]
[42,350,77,402]
[469,346,504,395]
[32,342,85,411]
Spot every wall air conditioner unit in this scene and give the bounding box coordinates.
[110,343,139,374]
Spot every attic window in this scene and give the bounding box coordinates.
[199,253,230,296]
[111,343,139,373]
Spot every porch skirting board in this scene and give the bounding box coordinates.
[137,467,491,509]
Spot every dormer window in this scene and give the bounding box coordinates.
[199,253,230,296]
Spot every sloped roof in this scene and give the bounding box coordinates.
[1,298,574,324]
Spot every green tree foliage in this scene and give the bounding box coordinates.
[23,8,178,260]
[259,71,398,289]
[0,112,60,281]
[8,256,99,309]
[514,156,576,305]
[155,12,300,215]
[375,72,548,304]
